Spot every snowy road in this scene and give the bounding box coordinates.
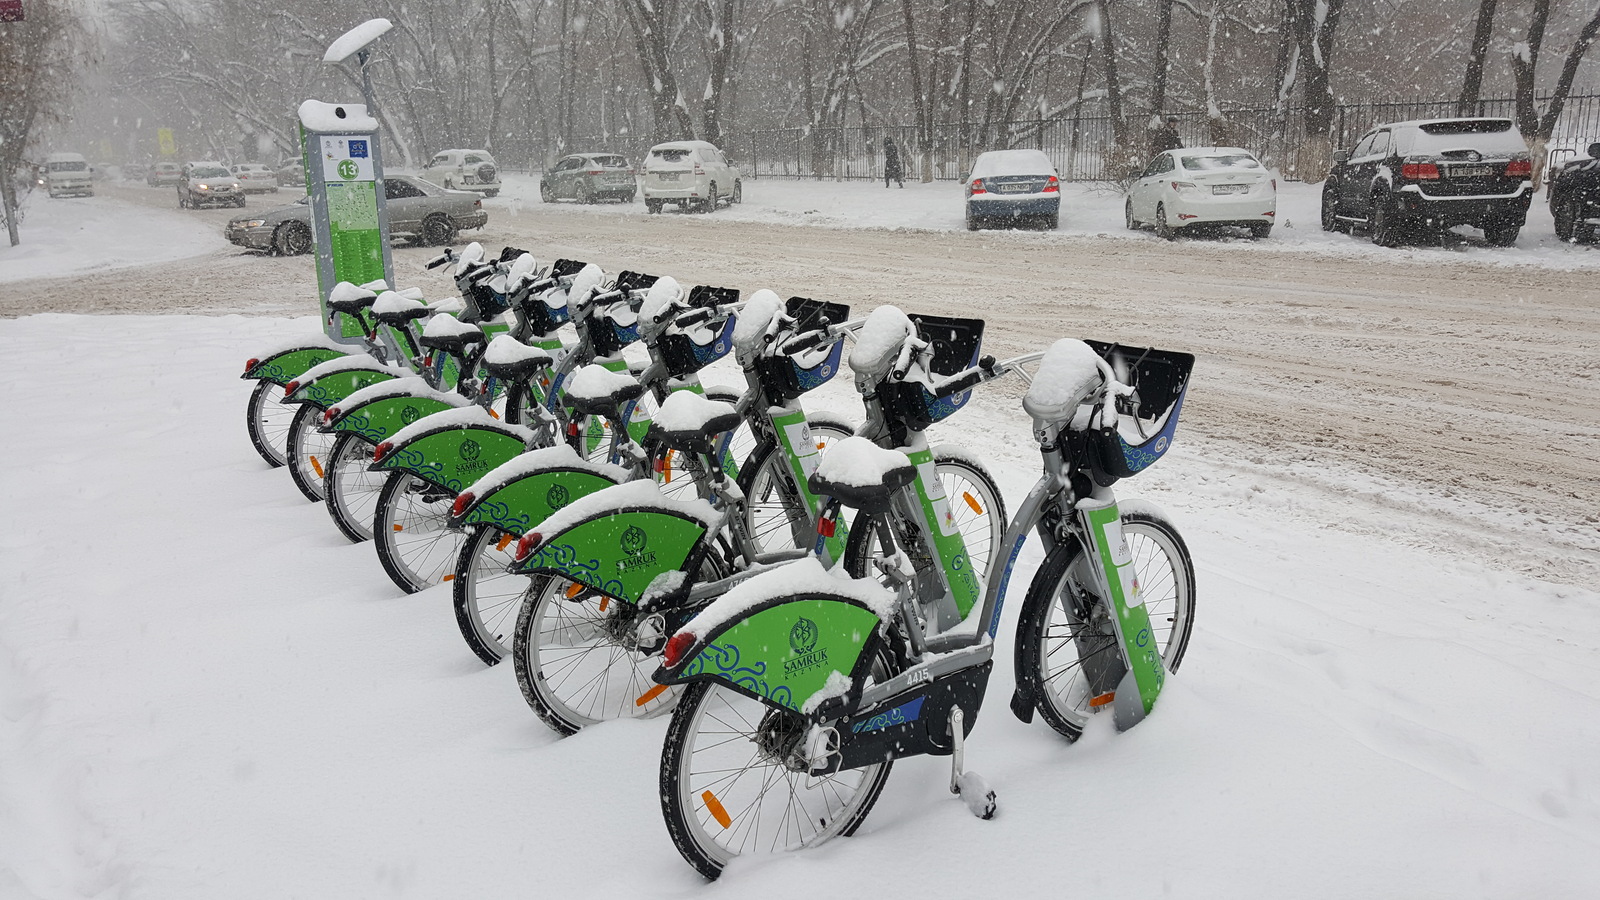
[2,180,1599,897]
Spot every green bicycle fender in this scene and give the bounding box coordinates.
[513,508,710,606]
[661,596,883,715]
[327,394,458,445]
[285,367,398,409]
[372,424,529,493]
[1080,498,1166,717]
[243,346,346,385]
[463,468,624,535]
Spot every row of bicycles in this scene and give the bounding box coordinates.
[240,243,1199,878]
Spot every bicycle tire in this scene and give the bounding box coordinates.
[324,432,384,543]
[286,403,336,503]
[451,525,526,665]
[841,451,1008,586]
[735,410,854,556]
[373,471,468,593]
[245,380,293,468]
[1013,502,1195,741]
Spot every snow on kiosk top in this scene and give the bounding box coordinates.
[323,18,393,64]
[968,149,1058,181]
[297,100,378,134]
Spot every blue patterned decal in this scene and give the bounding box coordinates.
[527,541,628,601]
[1115,392,1186,473]
[989,532,1029,638]
[683,642,795,711]
[851,696,926,733]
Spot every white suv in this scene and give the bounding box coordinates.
[641,141,741,213]
[421,149,501,197]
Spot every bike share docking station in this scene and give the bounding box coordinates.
[296,98,396,347]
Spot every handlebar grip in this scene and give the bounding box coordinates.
[673,308,714,329]
[934,369,984,399]
[779,328,833,356]
[425,254,452,270]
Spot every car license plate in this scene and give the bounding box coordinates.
[659,172,679,182]
[1450,165,1495,178]
[997,183,1030,193]
[1212,184,1249,195]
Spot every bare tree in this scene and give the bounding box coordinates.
[1458,0,1499,114]
[1290,0,1346,181]
[1512,0,1600,184]
[1,0,93,246]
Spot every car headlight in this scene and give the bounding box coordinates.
[232,182,241,189]
[242,219,265,228]
[197,183,210,190]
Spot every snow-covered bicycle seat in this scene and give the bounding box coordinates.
[647,392,740,454]
[565,364,645,421]
[326,281,379,316]
[371,290,431,326]
[481,334,553,382]
[418,312,486,356]
[807,436,916,515]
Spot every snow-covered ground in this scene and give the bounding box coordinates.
[0,189,230,284]
[2,311,1598,898]
[491,173,1600,270]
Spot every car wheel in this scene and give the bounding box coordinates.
[646,199,663,214]
[273,221,312,256]
[731,180,742,204]
[1124,198,1138,230]
[484,190,498,198]
[177,190,187,209]
[235,197,246,208]
[1044,213,1059,230]
[421,213,457,246]
[1250,221,1273,239]
[1554,199,1575,240]
[624,192,637,204]
[1320,191,1340,232]
[576,181,591,204]
[1369,195,1401,247]
[703,183,718,212]
[965,211,979,231]
[1155,203,1177,240]
[444,177,454,190]
[539,182,554,203]
[1575,205,1598,244]
[1483,220,1520,247]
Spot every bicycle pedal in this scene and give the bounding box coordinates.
[955,770,997,820]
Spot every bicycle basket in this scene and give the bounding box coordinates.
[550,258,587,280]
[589,304,641,357]
[613,270,660,306]
[754,297,851,401]
[1082,340,1194,482]
[882,314,985,431]
[660,314,738,378]
[519,288,571,337]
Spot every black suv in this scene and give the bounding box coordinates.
[1321,118,1533,247]
[1548,142,1600,244]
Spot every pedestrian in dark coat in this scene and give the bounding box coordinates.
[1151,116,1184,156]
[884,137,905,188]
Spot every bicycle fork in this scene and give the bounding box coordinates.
[1076,491,1167,730]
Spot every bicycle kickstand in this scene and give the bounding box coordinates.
[948,705,997,820]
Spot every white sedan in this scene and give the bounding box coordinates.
[1126,147,1277,239]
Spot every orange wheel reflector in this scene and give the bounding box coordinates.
[963,491,983,515]
[661,449,676,483]
[816,442,826,451]
[392,524,404,532]
[1090,691,1116,709]
[702,790,732,829]
[488,408,501,419]
[635,684,668,707]
[599,596,610,613]
[565,581,585,599]
[496,533,515,552]
[309,456,325,479]
[442,574,455,582]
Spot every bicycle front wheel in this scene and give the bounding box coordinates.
[245,380,293,468]
[325,433,384,543]
[842,451,1008,586]
[451,525,525,665]
[660,678,892,880]
[737,410,854,556]
[373,472,468,593]
[286,403,336,503]
[1014,503,1195,741]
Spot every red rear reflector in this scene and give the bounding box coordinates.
[324,407,339,423]
[663,632,697,668]
[244,358,259,373]
[373,441,393,462]
[284,381,300,395]
[1505,159,1532,177]
[514,532,543,561]
[1400,163,1440,180]
[817,517,836,538]
[567,422,580,437]
[451,491,475,517]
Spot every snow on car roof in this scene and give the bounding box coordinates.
[649,141,719,151]
[969,149,1057,180]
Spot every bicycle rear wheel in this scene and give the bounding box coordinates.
[373,472,468,593]
[245,380,293,468]
[325,433,384,543]
[286,403,336,503]
[451,525,525,665]
[1014,502,1195,741]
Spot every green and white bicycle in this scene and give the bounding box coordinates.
[650,307,1197,877]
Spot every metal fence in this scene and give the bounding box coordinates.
[725,94,1600,183]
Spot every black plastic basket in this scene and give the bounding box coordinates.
[549,258,586,280]
[613,271,660,307]
[755,297,851,401]
[882,314,985,431]
[589,306,641,358]
[660,315,738,378]
[1082,340,1194,481]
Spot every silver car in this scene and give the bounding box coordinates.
[178,163,244,209]
[224,174,489,255]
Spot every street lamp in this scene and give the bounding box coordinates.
[323,18,393,115]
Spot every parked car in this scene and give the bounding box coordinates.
[148,162,182,186]
[1320,117,1533,247]
[1548,141,1600,244]
[229,163,280,194]
[640,141,740,213]
[1126,147,1276,239]
[276,157,306,188]
[421,149,501,197]
[177,163,244,208]
[540,153,635,203]
[121,163,149,183]
[963,149,1060,230]
[224,174,487,255]
[43,152,94,198]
